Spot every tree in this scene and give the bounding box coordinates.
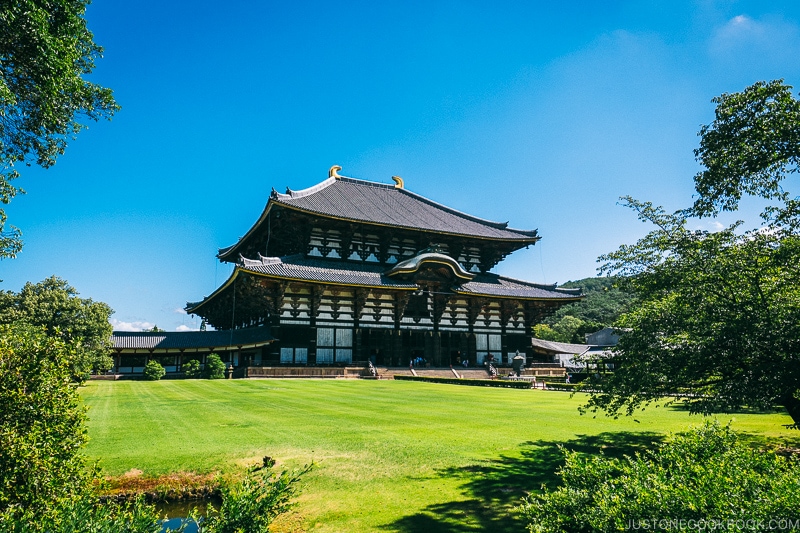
[689,79,800,227]
[0,324,89,516]
[0,276,114,380]
[0,0,119,258]
[545,276,635,328]
[520,422,800,533]
[534,316,591,344]
[591,80,800,428]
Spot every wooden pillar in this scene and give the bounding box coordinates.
[392,292,410,367]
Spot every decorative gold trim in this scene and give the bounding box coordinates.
[391,175,404,189]
[329,165,343,179]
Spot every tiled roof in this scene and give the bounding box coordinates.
[239,255,418,288]
[530,338,591,355]
[271,176,539,241]
[237,255,580,300]
[456,274,583,300]
[112,327,273,350]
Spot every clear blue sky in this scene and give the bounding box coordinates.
[3,0,800,331]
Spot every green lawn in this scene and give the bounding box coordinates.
[81,380,797,533]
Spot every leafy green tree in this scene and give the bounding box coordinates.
[0,277,113,380]
[143,360,165,381]
[520,422,800,533]
[205,353,226,379]
[545,276,634,328]
[592,80,800,428]
[689,79,800,227]
[532,324,558,341]
[0,0,119,258]
[550,315,585,344]
[0,324,89,516]
[535,315,596,344]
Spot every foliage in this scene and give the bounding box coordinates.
[689,79,800,227]
[204,353,226,379]
[0,0,119,258]
[532,323,558,341]
[142,360,165,381]
[546,276,635,328]
[0,323,89,516]
[183,359,201,378]
[0,494,180,533]
[519,422,800,533]
[533,277,635,344]
[204,464,311,533]
[593,80,800,428]
[0,277,113,380]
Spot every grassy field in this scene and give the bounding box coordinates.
[81,379,797,533]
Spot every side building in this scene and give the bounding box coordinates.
[185,167,582,370]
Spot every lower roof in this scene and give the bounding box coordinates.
[187,255,582,314]
[112,327,274,351]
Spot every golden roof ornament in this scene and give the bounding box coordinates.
[391,175,404,189]
[329,165,343,179]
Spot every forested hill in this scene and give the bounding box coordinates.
[534,276,635,344]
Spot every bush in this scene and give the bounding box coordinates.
[0,493,176,533]
[142,360,165,381]
[204,463,311,533]
[183,359,201,379]
[0,324,89,515]
[519,422,800,533]
[205,353,226,379]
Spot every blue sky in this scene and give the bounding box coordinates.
[3,0,800,331]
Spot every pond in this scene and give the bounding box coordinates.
[157,498,218,533]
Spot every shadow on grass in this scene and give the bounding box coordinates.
[380,431,663,533]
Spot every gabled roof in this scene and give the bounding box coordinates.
[457,274,583,300]
[187,255,582,315]
[112,327,273,350]
[530,338,591,355]
[219,172,540,260]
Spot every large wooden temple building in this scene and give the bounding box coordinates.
[184,166,582,370]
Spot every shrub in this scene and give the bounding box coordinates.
[183,359,201,379]
[0,324,89,515]
[203,463,311,533]
[205,353,226,379]
[142,360,165,381]
[0,493,178,533]
[519,422,800,533]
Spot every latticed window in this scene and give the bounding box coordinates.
[280,347,308,364]
[317,327,353,363]
[475,333,502,364]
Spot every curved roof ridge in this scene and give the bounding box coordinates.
[272,176,337,200]
[276,174,539,237]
